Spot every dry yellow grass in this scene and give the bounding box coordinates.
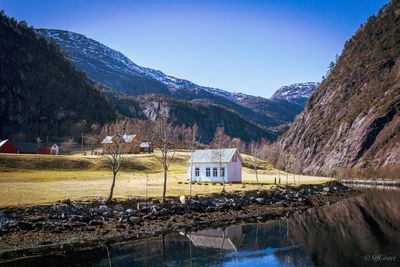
[0,152,330,207]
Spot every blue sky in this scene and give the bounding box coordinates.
[0,0,389,97]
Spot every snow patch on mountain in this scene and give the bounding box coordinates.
[37,28,318,110]
[271,82,319,101]
[37,29,255,100]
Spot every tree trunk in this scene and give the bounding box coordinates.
[255,168,259,184]
[189,176,192,200]
[189,155,193,199]
[162,166,167,205]
[108,167,117,202]
[286,171,289,185]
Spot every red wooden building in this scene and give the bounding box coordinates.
[0,139,18,154]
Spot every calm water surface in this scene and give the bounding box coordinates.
[9,188,400,267]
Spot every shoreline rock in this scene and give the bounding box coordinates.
[0,181,356,263]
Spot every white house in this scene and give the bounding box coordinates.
[187,148,242,183]
[50,144,59,155]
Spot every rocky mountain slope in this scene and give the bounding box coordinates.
[101,87,277,143]
[280,0,400,173]
[0,12,115,141]
[36,29,316,129]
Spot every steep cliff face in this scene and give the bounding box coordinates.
[280,1,400,173]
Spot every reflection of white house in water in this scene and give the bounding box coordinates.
[187,148,242,183]
[187,225,243,251]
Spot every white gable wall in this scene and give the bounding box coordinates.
[187,149,242,183]
[226,161,242,182]
[188,163,229,183]
[188,161,241,183]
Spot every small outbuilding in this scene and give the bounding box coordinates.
[50,144,60,155]
[101,134,140,154]
[0,139,18,154]
[140,142,152,153]
[187,148,242,183]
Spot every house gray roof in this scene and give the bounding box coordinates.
[0,139,8,147]
[187,233,237,251]
[188,148,239,163]
[187,226,243,251]
[101,134,136,144]
[140,142,150,148]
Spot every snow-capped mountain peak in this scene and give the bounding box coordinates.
[36,28,318,129]
[271,82,319,101]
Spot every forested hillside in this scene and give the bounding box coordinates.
[101,88,277,143]
[0,12,115,141]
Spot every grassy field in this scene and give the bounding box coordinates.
[0,152,330,207]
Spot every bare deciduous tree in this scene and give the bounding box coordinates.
[249,141,262,184]
[36,137,43,152]
[183,124,198,199]
[230,138,245,151]
[211,127,231,148]
[258,141,280,167]
[61,137,76,155]
[101,120,133,203]
[85,123,102,155]
[211,127,231,192]
[151,115,180,205]
[277,151,298,185]
[74,119,88,152]
[85,134,100,155]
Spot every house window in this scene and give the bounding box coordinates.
[206,168,211,177]
[232,155,238,162]
[195,168,200,177]
[220,167,225,177]
[213,167,218,177]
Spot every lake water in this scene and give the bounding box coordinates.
[6,188,400,267]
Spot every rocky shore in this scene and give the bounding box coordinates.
[0,181,356,263]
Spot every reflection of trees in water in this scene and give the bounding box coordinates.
[287,190,400,267]
[87,191,400,267]
[13,190,399,267]
[92,234,229,267]
[92,220,311,266]
[90,222,296,266]
[96,235,201,267]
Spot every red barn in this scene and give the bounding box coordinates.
[38,147,51,154]
[0,139,18,154]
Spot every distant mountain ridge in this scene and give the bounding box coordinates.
[36,29,317,129]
